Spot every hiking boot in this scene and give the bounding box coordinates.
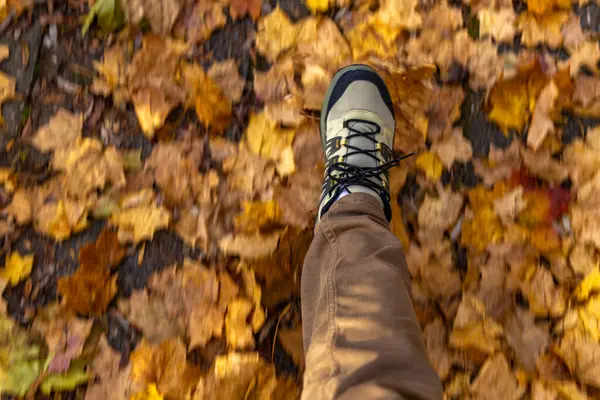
[318,64,400,221]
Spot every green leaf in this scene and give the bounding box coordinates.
[82,0,126,36]
[40,358,90,395]
[0,315,46,396]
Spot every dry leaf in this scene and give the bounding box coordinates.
[528,80,558,150]
[125,0,183,36]
[478,8,517,42]
[110,204,170,243]
[2,252,33,286]
[470,353,522,399]
[31,109,82,152]
[245,112,296,176]
[555,330,600,388]
[449,295,503,354]
[207,59,245,103]
[57,229,124,315]
[518,11,569,49]
[431,129,473,168]
[182,63,232,133]
[255,7,298,62]
[415,151,443,181]
[219,231,281,260]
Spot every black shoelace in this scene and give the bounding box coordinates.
[324,119,415,205]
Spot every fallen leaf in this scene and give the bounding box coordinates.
[423,317,457,380]
[523,265,567,317]
[255,7,298,62]
[426,86,465,142]
[219,231,281,260]
[555,330,600,388]
[124,0,183,36]
[415,151,443,181]
[110,204,170,243]
[175,0,226,43]
[3,188,31,225]
[33,303,93,374]
[226,0,261,20]
[470,353,522,399]
[449,295,504,354]
[431,129,473,168]
[207,59,245,103]
[2,252,33,286]
[131,384,164,400]
[518,11,569,49]
[120,260,236,348]
[182,62,232,133]
[528,80,558,150]
[478,8,517,42]
[527,0,571,16]
[57,230,124,315]
[504,308,549,372]
[52,139,126,198]
[418,188,464,242]
[82,0,125,35]
[193,352,299,399]
[127,35,187,138]
[130,338,199,399]
[225,297,254,349]
[564,40,600,77]
[31,109,82,152]
[253,57,297,103]
[245,112,296,176]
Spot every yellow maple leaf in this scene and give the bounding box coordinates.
[131,384,164,400]
[245,112,296,176]
[110,205,171,243]
[575,267,600,301]
[527,0,571,16]
[235,200,281,232]
[518,11,569,49]
[487,61,548,133]
[415,151,443,181]
[181,63,232,133]
[255,6,298,61]
[306,0,330,12]
[461,206,504,252]
[2,252,33,286]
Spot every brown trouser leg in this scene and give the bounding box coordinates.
[301,193,442,400]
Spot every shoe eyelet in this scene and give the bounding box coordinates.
[340,138,347,146]
[337,156,344,163]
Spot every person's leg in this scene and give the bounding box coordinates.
[301,65,442,400]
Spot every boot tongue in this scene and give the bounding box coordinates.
[345,120,378,169]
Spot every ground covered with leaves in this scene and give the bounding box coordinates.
[0,0,600,398]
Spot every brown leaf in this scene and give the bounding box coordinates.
[555,330,600,388]
[504,308,549,373]
[470,353,522,399]
[478,8,517,42]
[518,11,569,49]
[431,129,473,169]
[449,294,503,354]
[207,59,246,103]
[127,35,187,138]
[52,139,126,198]
[253,57,297,103]
[57,229,125,315]
[120,260,233,348]
[275,169,321,229]
[528,81,558,150]
[522,149,568,184]
[227,0,261,20]
[175,0,226,43]
[423,317,456,380]
[31,109,82,152]
[417,187,464,243]
[255,7,298,62]
[474,142,522,185]
[193,352,299,400]
[427,86,465,142]
[131,338,200,399]
[4,188,32,225]
[90,335,122,381]
[33,303,93,373]
[219,231,282,260]
[523,266,567,317]
[182,62,232,133]
[125,0,184,36]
